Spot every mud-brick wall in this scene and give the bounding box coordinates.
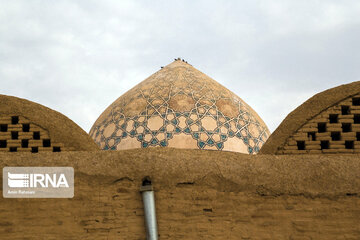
[278,94,360,154]
[0,148,360,240]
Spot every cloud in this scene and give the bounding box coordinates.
[0,0,360,132]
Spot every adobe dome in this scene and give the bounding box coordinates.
[90,60,270,154]
[0,94,99,152]
[260,81,360,154]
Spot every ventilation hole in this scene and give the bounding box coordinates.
[22,124,30,132]
[353,98,360,106]
[331,132,341,141]
[0,124,7,132]
[53,147,61,152]
[142,176,152,186]
[308,132,316,141]
[321,141,329,150]
[354,115,360,124]
[318,123,326,133]
[357,132,360,141]
[345,141,354,149]
[11,116,19,124]
[21,139,29,148]
[297,141,305,150]
[11,131,18,140]
[346,193,357,196]
[342,123,352,132]
[329,114,338,123]
[33,131,40,140]
[43,139,51,147]
[341,106,350,115]
[0,140,7,148]
[9,147,17,152]
[31,147,38,153]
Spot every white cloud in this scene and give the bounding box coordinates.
[1,0,360,132]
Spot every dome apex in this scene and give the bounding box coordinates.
[90,60,270,153]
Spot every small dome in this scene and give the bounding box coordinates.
[0,94,99,152]
[90,60,270,154]
[260,81,360,154]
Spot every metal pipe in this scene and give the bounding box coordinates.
[140,178,158,240]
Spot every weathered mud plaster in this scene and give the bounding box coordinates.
[0,148,359,239]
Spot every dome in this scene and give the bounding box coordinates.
[260,81,360,154]
[90,60,270,154]
[0,94,99,152]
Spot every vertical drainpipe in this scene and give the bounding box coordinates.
[140,177,158,240]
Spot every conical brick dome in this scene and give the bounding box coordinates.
[90,59,270,154]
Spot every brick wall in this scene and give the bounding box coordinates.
[0,149,359,239]
[279,94,360,154]
[0,115,71,153]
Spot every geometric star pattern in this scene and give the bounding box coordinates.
[89,60,270,154]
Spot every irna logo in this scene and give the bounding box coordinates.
[8,172,69,188]
[3,167,74,198]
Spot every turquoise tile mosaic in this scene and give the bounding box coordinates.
[90,60,270,154]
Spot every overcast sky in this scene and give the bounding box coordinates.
[1,0,360,132]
